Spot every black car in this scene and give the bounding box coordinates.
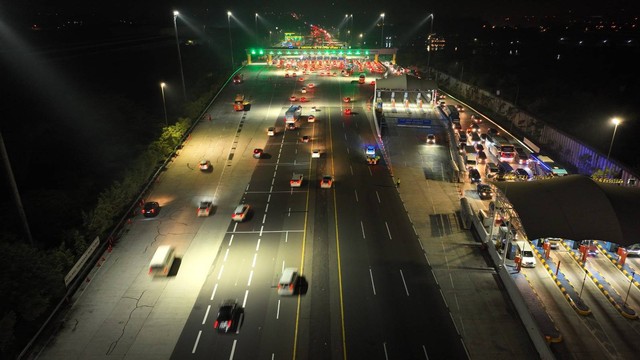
[214,300,239,333]
[469,169,482,183]
[477,184,493,200]
[477,150,487,163]
[142,201,160,217]
[513,168,531,180]
[487,128,499,137]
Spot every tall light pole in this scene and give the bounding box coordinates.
[255,13,258,41]
[227,11,235,70]
[426,13,434,71]
[160,82,168,126]
[172,11,186,100]
[269,30,272,46]
[607,117,621,162]
[380,13,385,48]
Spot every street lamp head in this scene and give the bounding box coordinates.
[227,11,232,17]
[612,117,621,126]
[381,13,385,18]
[173,10,179,16]
[161,82,166,88]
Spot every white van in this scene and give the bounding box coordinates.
[277,268,299,296]
[149,245,175,277]
[516,241,536,268]
[267,127,275,136]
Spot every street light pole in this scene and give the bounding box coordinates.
[227,11,235,70]
[607,117,621,162]
[172,11,187,100]
[255,13,258,42]
[160,82,168,126]
[380,13,385,48]
[426,13,434,71]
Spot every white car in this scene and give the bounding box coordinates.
[320,175,333,189]
[199,160,211,171]
[308,115,315,123]
[197,201,213,217]
[311,149,320,158]
[301,87,307,94]
[626,244,640,256]
[365,145,375,156]
[231,204,250,222]
[290,173,303,187]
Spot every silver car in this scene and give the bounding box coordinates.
[626,244,640,256]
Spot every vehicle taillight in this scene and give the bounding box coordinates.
[214,320,219,328]
[227,320,232,329]
[141,209,145,214]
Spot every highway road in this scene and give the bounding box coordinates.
[168,64,467,359]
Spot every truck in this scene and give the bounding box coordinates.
[285,105,302,125]
[234,94,248,111]
[290,173,303,187]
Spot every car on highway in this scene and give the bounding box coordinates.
[455,104,465,112]
[284,73,290,78]
[253,148,263,159]
[487,127,500,137]
[301,87,307,93]
[142,201,160,217]
[476,184,493,200]
[370,80,376,86]
[426,134,436,144]
[343,97,351,103]
[515,147,529,165]
[545,238,562,250]
[308,115,315,123]
[307,83,315,88]
[320,175,333,188]
[310,106,317,112]
[301,135,310,143]
[475,143,485,152]
[480,133,489,142]
[199,160,211,171]
[471,114,482,123]
[298,77,304,82]
[300,97,308,102]
[267,127,275,136]
[214,300,239,333]
[197,201,213,217]
[469,168,482,183]
[477,150,487,163]
[344,108,352,115]
[458,132,468,144]
[470,123,481,132]
[290,173,303,187]
[514,168,531,180]
[625,244,640,256]
[289,96,297,102]
[311,149,321,158]
[231,204,250,222]
[365,145,376,156]
[292,72,297,77]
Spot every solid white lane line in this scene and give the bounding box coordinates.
[276,299,281,319]
[223,248,230,262]
[210,283,218,301]
[228,339,238,360]
[218,266,224,280]
[385,222,392,240]
[422,345,429,359]
[369,268,377,295]
[399,269,410,296]
[354,189,359,202]
[260,225,264,236]
[242,290,249,308]
[413,225,418,236]
[202,305,211,325]
[228,234,234,246]
[192,330,202,353]
[360,221,366,239]
[262,214,267,223]
[256,239,261,251]
[252,253,258,268]
[247,270,254,286]
[383,342,389,360]
[376,191,381,203]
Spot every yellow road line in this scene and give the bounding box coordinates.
[292,120,315,359]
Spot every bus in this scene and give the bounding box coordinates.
[488,135,516,162]
[530,155,568,176]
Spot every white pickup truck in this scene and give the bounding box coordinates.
[290,173,303,187]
